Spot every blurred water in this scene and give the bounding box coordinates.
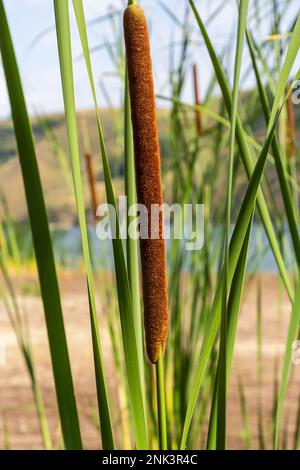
[48,223,296,273]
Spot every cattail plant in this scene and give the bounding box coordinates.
[124,3,168,449]
[123,4,168,365]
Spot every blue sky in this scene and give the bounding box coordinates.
[0,0,299,118]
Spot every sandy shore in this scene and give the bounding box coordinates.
[0,272,299,449]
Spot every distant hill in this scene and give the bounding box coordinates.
[0,101,299,225]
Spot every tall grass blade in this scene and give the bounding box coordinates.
[238,376,252,449]
[181,100,282,448]
[0,253,52,449]
[268,15,300,131]
[0,0,82,450]
[293,391,300,449]
[207,215,253,449]
[124,0,145,399]
[217,0,249,448]
[53,0,114,449]
[247,30,300,266]
[256,280,265,450]
[72,0,148,449]
[188,0,293,301]
[181,0,293,449]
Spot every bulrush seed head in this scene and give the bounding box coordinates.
[123,4,168,364]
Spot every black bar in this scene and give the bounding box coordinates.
[0,451,299,467]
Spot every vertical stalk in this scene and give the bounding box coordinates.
[156,350,167,450]
[124,58,145,405]
[31,372,52,449]
[54,0,114,449]
[216,0,249,449]
[192,63,202,136]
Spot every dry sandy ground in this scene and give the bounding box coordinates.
[0,272,299,450]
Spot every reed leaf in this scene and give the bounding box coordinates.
[188,0,293,301]
[268,15,300,131]
[207,214,253,449]
[180,7,300,447]
[124,0,145,398]
[0,0,82,450]
[247,30,300,266]
[217,0,249,449]
[180,0,296,449]
[181,95,282,449]
[72,0,148,449]
[53,0,114,449]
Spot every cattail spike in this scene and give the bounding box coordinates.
[124,4,168,363]
[84,153,99,221]
[286,83,296,160]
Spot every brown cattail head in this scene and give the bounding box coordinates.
[286,83,296,159]
[84,153,99,221]
[124,4,168,363]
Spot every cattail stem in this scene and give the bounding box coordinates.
[124,39,146,405]
[84,153,98,221]
[192,63,203,136]
[124,4,168,364]
[156,350,167,449]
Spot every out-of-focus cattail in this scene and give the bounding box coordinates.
[84,153,99,221]
[286,83,296,159]
[192,63,203,137]
[123,4,168,364]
